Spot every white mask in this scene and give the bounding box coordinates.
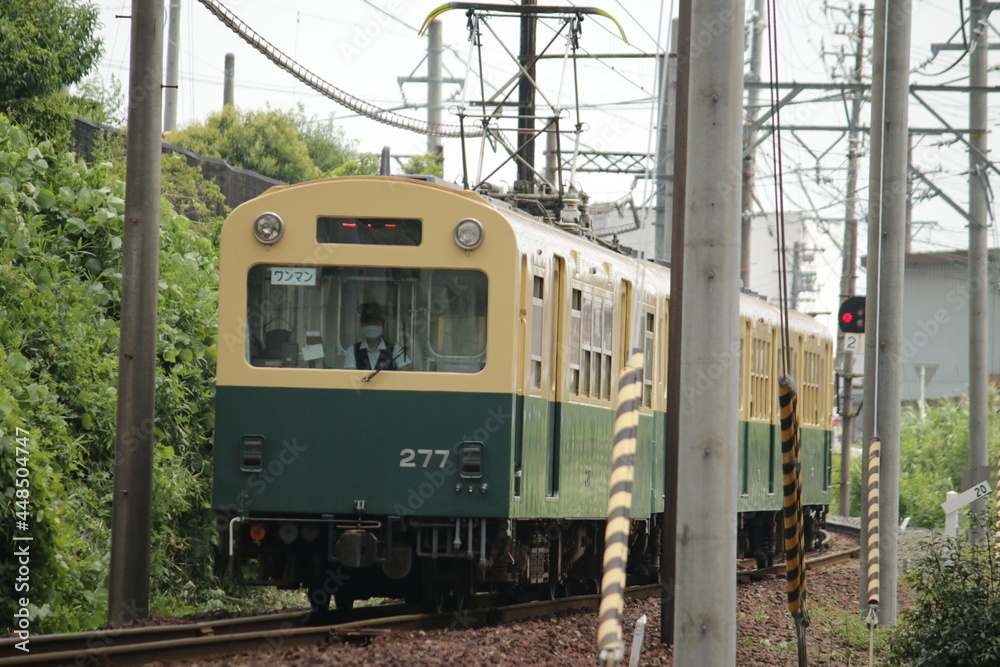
[362,325,382,339]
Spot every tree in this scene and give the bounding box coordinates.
[165,106,319,184]
[167,105,380,184]
[0,0,102,102]
[293,107,378,176]
[401,152,444,178]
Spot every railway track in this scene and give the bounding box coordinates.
[1,526,861,667]
[0,586,662,667]
[737,518,862,581]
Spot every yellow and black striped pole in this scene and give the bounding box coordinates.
[597,349,643,667]
[778,375,808,667]
[994,450,1000,559]
[865,437,881,617]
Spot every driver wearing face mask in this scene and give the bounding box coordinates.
[344,302,412,371]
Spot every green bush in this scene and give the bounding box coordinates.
[887,535,1000,665]
[0,113,221,632]
[847,391,1000,529]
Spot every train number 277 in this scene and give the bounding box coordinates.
[399,449,451,468]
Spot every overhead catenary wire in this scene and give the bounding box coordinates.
[766,2,809,665]
[766,0,792,374]
[195,0,483,137]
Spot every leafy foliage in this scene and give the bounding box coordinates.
[0,0,102,102]
[847,390,1000,528]
[0,113,221,632]
[166,105,379,183]
[293,107,379,176]
[888,536,1000,665]
[401,152,445,178]
[3,77,126,155]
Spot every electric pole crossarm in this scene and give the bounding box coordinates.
[910,167,971,223]
[561,152,649,173]
[745,81,1000,93]
[754,124,982,133]
[790,129,847,162]
[911,90,1000,180]
[747,85,805,136]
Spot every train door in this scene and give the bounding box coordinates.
[513,257,528,499]
[618,280,632,366]
[520,258,557,503]
[545,257,566,498]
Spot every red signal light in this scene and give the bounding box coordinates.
[838,296,866,333]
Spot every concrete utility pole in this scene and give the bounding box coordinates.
[740,0,766,288]
[837,4,866,516]
[653,50,677,263]
[427,20,444,159]
[672,0,744,661]
[223,53,235,108]
[516,0,537,182]
[966,0,991,543]
[163,0,181,132]
[661,7,689,647]
[860,0,911,626]
[109,0,163,625]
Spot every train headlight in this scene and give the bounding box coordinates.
[253,212,285,245]
[278,522,299,544]
[301,525,320,544]
[453,218,484,251]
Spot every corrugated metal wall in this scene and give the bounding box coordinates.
[902,254,1000,401]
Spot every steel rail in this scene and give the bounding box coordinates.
[0,585,663,666]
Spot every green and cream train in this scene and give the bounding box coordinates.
[212,174,834,611]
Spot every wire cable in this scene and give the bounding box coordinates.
[766,0,792,375]
[195,0,483,137]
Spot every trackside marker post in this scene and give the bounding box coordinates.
[941,481,992,538]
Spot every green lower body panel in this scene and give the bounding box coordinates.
[213,386,514,518]
[737,420,832,512]
[214,386,830,522]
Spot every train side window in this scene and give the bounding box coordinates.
[570,289,582,394]
[592,295,602,397]
[749,336,772,421]
[642,311,654,407]
[802,349,822,426]
[602,300,613,400]
[581,293,592,396]
[530,276,544,389]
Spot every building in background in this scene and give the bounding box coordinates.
[898,249,1000,402]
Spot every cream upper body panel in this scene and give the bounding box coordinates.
[217,177,519,392]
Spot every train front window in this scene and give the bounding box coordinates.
[246,265,488,373]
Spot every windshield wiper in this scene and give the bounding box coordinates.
[361,365,383,382]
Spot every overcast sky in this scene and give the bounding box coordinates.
[87,0,999,326]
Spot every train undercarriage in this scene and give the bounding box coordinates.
[220,507,827,612]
